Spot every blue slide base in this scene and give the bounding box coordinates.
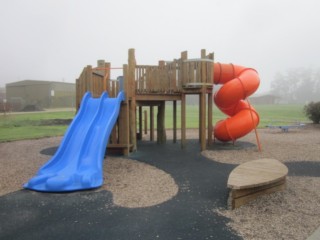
[24,91,125,192]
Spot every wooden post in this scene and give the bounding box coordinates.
[128,48,136,98]
[128,49,137,151]
[150,106,154,141]
[207,53,214,145]
[201,49,207,82]
[200,50,207,151]
[104,62,111,93]
[180,51,188,149]
[123,64,130,155]
[138,106,142,140]
[123,64,128,95]
[207,52,214,146]
[181,93,186,149]
[157,102,166,144]
[207,92,213,145]
[173,100,177,143]
[86,65,93,94]
[76,78,80,109]
[181,51,188,86]
[199,94,201,142]
[144,110,148,135]
[200,87,206,151]
[112,64,130,155]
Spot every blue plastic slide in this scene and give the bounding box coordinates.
[24,91,125,192]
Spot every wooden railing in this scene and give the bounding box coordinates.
[76,49,214,107]
[135,61,180,94]
[134,56,214,95]
[76,64,123,109]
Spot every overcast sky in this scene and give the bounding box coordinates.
[1,0,319,93]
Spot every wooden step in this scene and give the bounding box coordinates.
[227,158,288,209]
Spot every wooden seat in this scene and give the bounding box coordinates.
[227,158,288,209]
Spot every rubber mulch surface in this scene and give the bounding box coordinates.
[0,140,249,240]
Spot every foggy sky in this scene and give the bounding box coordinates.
[1,0,320,94]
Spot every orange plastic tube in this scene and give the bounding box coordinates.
[213,63,260,142]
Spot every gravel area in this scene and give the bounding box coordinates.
[0,124,320,240]
[102,158,178,208]
[202,124,320,240]
[0,137,178,208]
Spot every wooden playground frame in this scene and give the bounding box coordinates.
[76,49,214,155]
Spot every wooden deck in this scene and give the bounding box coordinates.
[227,158,288,209]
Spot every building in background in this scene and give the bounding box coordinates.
[6,80,75,111]
[249,93,280,105]
[0,87,5,102]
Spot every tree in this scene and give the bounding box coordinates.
[270,67,320,104]
[304,101,320,124]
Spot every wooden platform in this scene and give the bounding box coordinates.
[227,158,288,209]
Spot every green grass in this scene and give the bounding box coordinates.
[140,104,309,129]
[0,111,75,142]
[0,104,309,142]
[255,104,307,127]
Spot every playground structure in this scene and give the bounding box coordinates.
[76,49,215,155]
[75,48,260,155]
[24,48,261,192]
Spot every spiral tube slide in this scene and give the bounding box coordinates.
[213,63,260,142]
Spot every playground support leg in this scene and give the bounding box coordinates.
[157,102,166,144]
[200,87,206,151]
[207,92,213,145]
[144,110,147,135]
[130,98,137,151]
[173,100,177,143]
[138,106,142,140]
[181,94,186,149]
[150,106,154,141]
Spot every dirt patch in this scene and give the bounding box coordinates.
[39,119,72,126]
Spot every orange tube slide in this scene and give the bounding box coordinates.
[213,63,260,142]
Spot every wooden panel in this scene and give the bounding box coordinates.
[228,158,288,189]
[229,180,286,209]
[231,178,286,199]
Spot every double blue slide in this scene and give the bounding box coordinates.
[24,91,125,192]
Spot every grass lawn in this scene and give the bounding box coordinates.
[151,104,308,129]
[0,104,309,142]
[0,111,75,142]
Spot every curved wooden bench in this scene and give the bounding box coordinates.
[227,158,288,209]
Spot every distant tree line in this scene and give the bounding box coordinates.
[270,67,320,104]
